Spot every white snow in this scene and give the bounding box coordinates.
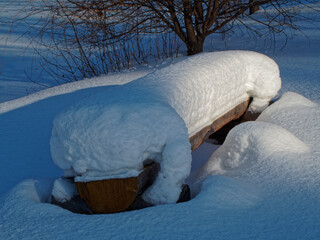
[257,92,320,147]
[50,86,191,205]
[193,121,310,182]
[195,91,320,187]
[1,92,320,239]
[50,50,280,204]
[51,178,77,203]
[0,70,151,114]
[75,169,142,182]
[1,1,320,239]
[133,50,281,137]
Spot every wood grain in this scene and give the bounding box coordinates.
[76,162,160,213]
[189,98,250,151]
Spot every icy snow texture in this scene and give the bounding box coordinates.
[75,169,141,182]
[50,51,280,204]
[51,178,77,203]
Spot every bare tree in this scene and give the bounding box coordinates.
[48,0,318,55]
[9,0,320,82]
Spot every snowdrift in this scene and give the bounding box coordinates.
[0,70,151,114]
[50,51,281,205]
[2,92,320,239]
[192,92,315,191]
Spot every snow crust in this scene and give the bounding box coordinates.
[75,169,141,182]
[50,51,280,204]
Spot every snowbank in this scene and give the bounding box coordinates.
[193,92,315,192]
[195,121,309,180]
[50,51,281,205]
[2,93,319,240]
[0,70,150,114]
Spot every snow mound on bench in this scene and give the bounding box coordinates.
[51,90,191,204]
[50,51,281,204]
[131,50,281,136]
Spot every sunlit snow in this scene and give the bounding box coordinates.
[0,1,320,239]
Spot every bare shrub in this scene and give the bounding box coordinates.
[3,0,320,83]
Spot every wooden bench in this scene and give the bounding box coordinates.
[69,98,253,214]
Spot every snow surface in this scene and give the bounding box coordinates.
[192,120,310,186]
[131,50,281,137]
[0,70,151,114]
[51,178,77,203]
[190,92,320,235]
[50,84,191,205]
[1,1,320,239]
[257,92,320,148]
[50,51,280,204]
[0,0,54,101]
[194,92,319,186]
[1,92,320,240]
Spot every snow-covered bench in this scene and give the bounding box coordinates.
[50,51,281,212]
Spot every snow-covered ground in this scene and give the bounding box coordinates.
[1,92,320,239]
[1,2,320,240]
[0,0,52,101]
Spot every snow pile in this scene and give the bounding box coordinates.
[1,0,320,237]
[50,91,191,205]
[193,92,317,196]
[131,50,281,136]
[50,51,280,204]
[257,92,319,146]
[2,93,320,239]
[197,121,309,178]
[51,178,77,203]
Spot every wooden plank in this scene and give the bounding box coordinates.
[76,177,138,214]
[189,98,250,151]
[76,162,160,214]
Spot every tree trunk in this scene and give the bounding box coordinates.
[249,0,260,15]
[187,39,204,55]
[249,5,259,15]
